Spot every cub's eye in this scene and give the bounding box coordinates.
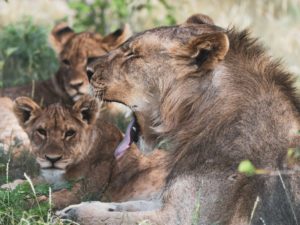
[37,128,46,136]
[62,59,70,66]
[65,129,76,139]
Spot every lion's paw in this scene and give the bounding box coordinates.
[56,201,118,220]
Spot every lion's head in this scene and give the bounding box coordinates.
[87,14,229,153]
[13,95,100,172]
[51,23,131,101]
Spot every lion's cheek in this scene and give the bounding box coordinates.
[67,144,87,166]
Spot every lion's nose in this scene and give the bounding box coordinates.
[86,66,94,82]
[45,155,62,164]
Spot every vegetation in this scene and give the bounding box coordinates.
[0,181,52,225]
[0,18,58,88]
[68,0,176,33]
[0,177,76,225]
[0,145,76,225]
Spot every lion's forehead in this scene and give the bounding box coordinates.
[61,34,107,61]
[32,105,82,131]
[129,24,222,47]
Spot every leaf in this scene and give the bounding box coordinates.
[0,60,4,70]
[238,160,256,176]
[287,147,300,167]
[5,47,18,57]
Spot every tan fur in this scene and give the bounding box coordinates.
[13,96,168,209]
[0,97,29,150]
[59,14,300,225]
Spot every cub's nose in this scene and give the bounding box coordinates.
[86,66,94,82]
[45,155,62,164]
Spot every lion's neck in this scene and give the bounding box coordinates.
[107,146,168,201]
[165,63,300,178]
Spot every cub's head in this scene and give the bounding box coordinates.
[13,95,100,171]
[88,14,229,153]
[51,23,131,101]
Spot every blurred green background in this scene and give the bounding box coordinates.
[0,0,300,88]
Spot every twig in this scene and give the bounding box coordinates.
[249,196,260,225]
[278,170,298,225]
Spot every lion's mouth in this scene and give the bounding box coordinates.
[37,158,69,170]
[114,116,140,159]
[42,166,65,170]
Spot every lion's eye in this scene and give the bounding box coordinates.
[87,57,99,65]
[37,128,47,136]
[65,129,76,138]
[62,59,70,66]
[125,51,135,57]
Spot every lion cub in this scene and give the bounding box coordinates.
[12,95,168,209]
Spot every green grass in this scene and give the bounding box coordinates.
[0,144,39,185]
[0,181,51,224]
[0,179,77,225]
[0,144,75,225]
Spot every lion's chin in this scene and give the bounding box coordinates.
[40,168,66,186]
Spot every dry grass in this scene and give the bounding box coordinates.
[0,0,73,28]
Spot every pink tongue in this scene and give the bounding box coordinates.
[114,118,135,159]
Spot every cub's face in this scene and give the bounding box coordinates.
[88,14,229,153]
[13,96,100,171]
[51,23,131,101]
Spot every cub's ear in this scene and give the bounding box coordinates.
[102,24,132,50]
[13,97,41,128]
[185,14,215,25]
[172,31,229,77]
[50,22,75,53]
[73,95,100,125]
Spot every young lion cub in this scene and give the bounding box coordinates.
[12,95,168,209]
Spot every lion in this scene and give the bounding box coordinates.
[57,14,300,225]
[11,95,168,209]
[0,23,131,148]
[1,23,131,106]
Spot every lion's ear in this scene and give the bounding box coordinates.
[102,24,132,50]
[73,96,100,125]
[185,14,215,25]
[173,32,229,76]
[50,23,75,53]
[13,97,41,128]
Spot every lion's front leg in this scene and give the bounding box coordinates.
[57,201,162,225]
[57,176,197,225]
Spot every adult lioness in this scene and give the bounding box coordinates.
[59,14,300,225]
[1,23,130,105]
[12,96,167,209]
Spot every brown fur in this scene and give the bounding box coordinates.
[1,23,130,106]
[59,14,300,224]
[13,96,168,209]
